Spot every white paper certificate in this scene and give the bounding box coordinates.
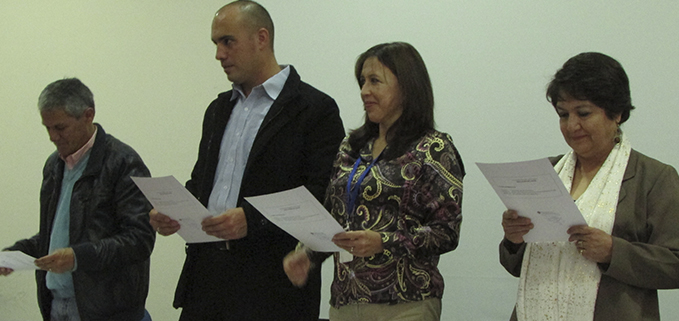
[245,186,347,252]
[0,251,37,271]
[476,158,586,242]
[131,176,222,244]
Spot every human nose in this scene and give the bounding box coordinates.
[47,129,59,142]
[566,116,581,131]
[360,83,370,98]
[215,44,227,61]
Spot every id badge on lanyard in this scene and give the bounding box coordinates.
[345,153,381,230]
[341,152,381,263]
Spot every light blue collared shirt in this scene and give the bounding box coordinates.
[207,65,291,215]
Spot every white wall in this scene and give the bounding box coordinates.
[1,1,678,320]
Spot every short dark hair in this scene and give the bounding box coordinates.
[225,0,274,50]
[349,42,435,160]
[38,78,95,118]
[546,52,634,124]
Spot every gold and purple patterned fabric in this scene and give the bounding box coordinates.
[325,130,464,307]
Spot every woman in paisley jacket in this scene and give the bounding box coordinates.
[284,42,465,321]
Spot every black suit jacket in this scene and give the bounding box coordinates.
[174,66,345,320]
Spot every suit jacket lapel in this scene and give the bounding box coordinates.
[617,150,637,204]
[246,69,301,167]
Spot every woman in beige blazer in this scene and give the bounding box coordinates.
[499,52,679,321]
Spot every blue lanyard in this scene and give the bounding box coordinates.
[345,153,381,227]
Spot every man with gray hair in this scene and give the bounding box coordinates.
[0,78,155,321]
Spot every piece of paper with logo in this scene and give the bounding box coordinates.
[245,186,349,255]
[477,158,587,242]
[0,251,37,271]
[132,176,222,243]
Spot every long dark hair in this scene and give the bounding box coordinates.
[348,42,435,160]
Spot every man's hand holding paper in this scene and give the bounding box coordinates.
[201,207,247,240]
[133,176,222,243]
[150,209,181,236]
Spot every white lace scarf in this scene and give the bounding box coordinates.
[515,134,631,321]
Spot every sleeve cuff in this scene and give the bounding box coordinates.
[502,238,526,254]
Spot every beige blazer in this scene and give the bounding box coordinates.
[500,149,679,321]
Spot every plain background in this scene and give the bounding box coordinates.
[1,1,678,320]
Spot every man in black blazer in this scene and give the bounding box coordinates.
[150,1,344,320]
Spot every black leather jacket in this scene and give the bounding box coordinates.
[7,124,155,321]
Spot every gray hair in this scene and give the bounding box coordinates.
[38,78,95,117]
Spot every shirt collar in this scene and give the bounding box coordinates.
[61,127,97,170]
[230,65,291,101]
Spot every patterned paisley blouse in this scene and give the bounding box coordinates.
[324,130,465,307]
